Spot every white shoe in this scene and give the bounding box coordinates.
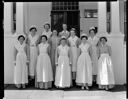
[81,86,84,90]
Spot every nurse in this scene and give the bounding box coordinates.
[68,28,80,86]
[55,36,72,88]
[42,23,52,39]
[59,24,70,39]
[97,36,115,90]
[13,35,29,89]
[48,30,60,80]
[27,25,39,87]
[76,33,93,90]
[36,35,53,89]
[88,27,99,84]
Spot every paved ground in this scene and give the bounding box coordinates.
[4,84,126,99]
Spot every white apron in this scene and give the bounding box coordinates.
[36,43,53,82]
[14,43,28,84]
[55,45,71,87]
[28,34,38,77]
[68,36,78,72]
[97,53,115,85]
[88,36,99,75]
[76,43,92,86]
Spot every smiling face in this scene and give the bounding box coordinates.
[18,36,25,44]
[89,30,95,37]
[41,36,47,43]
[31,28,36,36]
[62,24,67,30]
[70,30,75,37]
[100,38,107,45]
[81,36,87,44]
[44,24,50,30]
[52,30,57,36]
[61,39,66,46]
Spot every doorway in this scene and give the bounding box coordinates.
[51,2,80,37]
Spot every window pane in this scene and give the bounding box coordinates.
[76,6,78,10]
[52,2,56,6]
[60,2,63,6]
[13,2,16,33]
[64,2,67,6]
[52,2,79,11]
[106,2,111,33]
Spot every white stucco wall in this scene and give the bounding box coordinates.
[106,34,126,84]
[4,35,17,84]
[25,2,51,35]
[79,2,98,35]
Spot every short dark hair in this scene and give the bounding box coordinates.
[81,36,88,40]
[62,23,67,26]
[41,35,48,41]
[89,29,96,34]
[59,37,67,45]
[18,35,25,41]
[44,23,50,28]
[100,37,107,42]
[70,28,76,33]
[60,38,66,41]
[29,27,37,32]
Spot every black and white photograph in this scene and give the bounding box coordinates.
[3,1,127,99]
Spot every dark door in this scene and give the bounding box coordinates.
[67,11,80,37]
[51,11,64,34]
[51,11,80,37]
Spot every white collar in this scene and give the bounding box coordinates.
[62,30,68,33]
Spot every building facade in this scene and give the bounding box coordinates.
[4,1,126,84]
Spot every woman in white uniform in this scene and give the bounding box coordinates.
[13,35,29,88]
[48,30,60,80]
[97,36,115,90]
[67,28,80,86]
[27,26,39,87]
[36,35,53,89]
[76,34,93,90]
[88,27,99,83]
[55,36,72,88]
[59,24,70,39]
[42,23,52,39]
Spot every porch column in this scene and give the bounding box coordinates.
[111,1,121,34]
[16,2,24,34]
[109,1,125,84]
[4,2,13,35]
[97,2,107,34]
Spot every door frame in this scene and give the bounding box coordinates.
[51,10,80,37]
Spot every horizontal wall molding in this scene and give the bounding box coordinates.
[96,32,124,38]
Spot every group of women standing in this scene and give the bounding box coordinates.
[13,23,115,91]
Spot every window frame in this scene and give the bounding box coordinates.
[52,2,79,11]
[84,9,98,18]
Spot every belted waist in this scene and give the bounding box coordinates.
[30,44,36,47]
[71,45,76,47]
[59,55,68,57]
[81,52,88,53]
[39,53,48,55]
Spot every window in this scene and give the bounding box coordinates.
[52,2,79,11]
[12,2,16,33]
[84,9,98,18]
[106,2,111,33]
